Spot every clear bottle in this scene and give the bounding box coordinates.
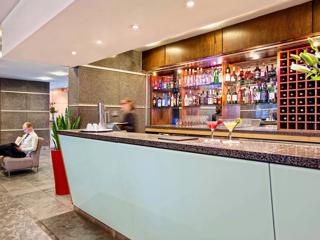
[184,93,189,107]
[227,88,232,104]
[153,96,157,107]
[232,88,238,104]
[208,89,214,105]
[225,65,231,82]
[231,67,237,82]
[254,65,261,81]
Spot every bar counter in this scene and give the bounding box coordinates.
[60,130,320,169]
[59,130,320,240]
[145,124,320,143]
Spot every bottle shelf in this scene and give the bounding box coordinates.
[277,46,320,132]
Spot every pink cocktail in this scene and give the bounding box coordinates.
[207,120,223,141]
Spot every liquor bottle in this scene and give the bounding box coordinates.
[252,87,258,104]
[231,67,237,82]
[184,93,189,107]
[157,96,162,108]
[204,91,209,105]
[178,93,182,107]
[200,91,205,105]
[214,68,219,84]
[244,87,250,104]
[256,86,262,103]
[225,65,231,82]
[270,65,277,83]
[266,65,270,82]
[260,85,266,103]
[254,65,261,80]
[213,90,218,105]
[268,84,276,103]
[218,68,223,83]
[239,69,245,83]
[227,88,232,104]
[153,80,158,90]
[162,93,166,107]
[170,94,174,107]
[189,90,193,106]
[153,96,157,107]
[208,90,214,105]
[158,79,162,90]
[238,88,244,104]
[232,88,238,104]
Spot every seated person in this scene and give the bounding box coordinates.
[0,122,38,158]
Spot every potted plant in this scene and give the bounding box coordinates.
[51,108,80,195]
[290,38,320,80]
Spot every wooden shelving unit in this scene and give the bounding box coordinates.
[277,46,320,131]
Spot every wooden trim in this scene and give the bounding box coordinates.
[145,127,320,143]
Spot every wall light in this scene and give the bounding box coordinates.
[131,24,139,30]
[71,51,77,55]
[186,1,195,8]
[37,76,52,81]
[50,71,68,76]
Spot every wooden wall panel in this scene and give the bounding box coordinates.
[142,46,165,71]
[223,2,313,53]
[313,0,320,33]
[165,30,222,66]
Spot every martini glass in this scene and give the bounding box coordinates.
[223,118,241,143]
[206,120,223,142]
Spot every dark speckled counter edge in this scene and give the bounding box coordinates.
[58,131,320,170]
[145,125,320,137]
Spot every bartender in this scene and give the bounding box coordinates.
[120,98,137,132]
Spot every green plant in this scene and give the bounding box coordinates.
[290,38,320,80]
[51,108,81,150]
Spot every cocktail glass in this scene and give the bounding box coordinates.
[223,118,241,143]
[206,120,223,142]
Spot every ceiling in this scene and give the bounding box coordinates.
[0,0,20,23]
[0,58,68,89]
[2,0,311,67]
[0,0,311,88]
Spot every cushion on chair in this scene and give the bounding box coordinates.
[3,157,33,171]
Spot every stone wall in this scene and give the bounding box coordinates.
[0,79,50,146]
[69,51,146,132]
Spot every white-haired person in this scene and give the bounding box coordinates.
[0,122,38,158]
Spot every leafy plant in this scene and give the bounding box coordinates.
[290,38,320,81]
[51,108,81,150]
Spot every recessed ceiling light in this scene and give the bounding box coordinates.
[131,24,139,30]
[50,71,68,76]
[0,52,2,58]
[96,40,103,44]
[186,1,195,8]
[71,51,77,55]
[37,76,52,81]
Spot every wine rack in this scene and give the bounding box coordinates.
[277,46,320,131]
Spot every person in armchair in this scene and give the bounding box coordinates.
[0,122,38,158]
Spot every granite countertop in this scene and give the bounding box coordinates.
[145,125,320,137]
[59,130,320,170]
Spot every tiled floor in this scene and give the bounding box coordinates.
[0,150,113,240]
